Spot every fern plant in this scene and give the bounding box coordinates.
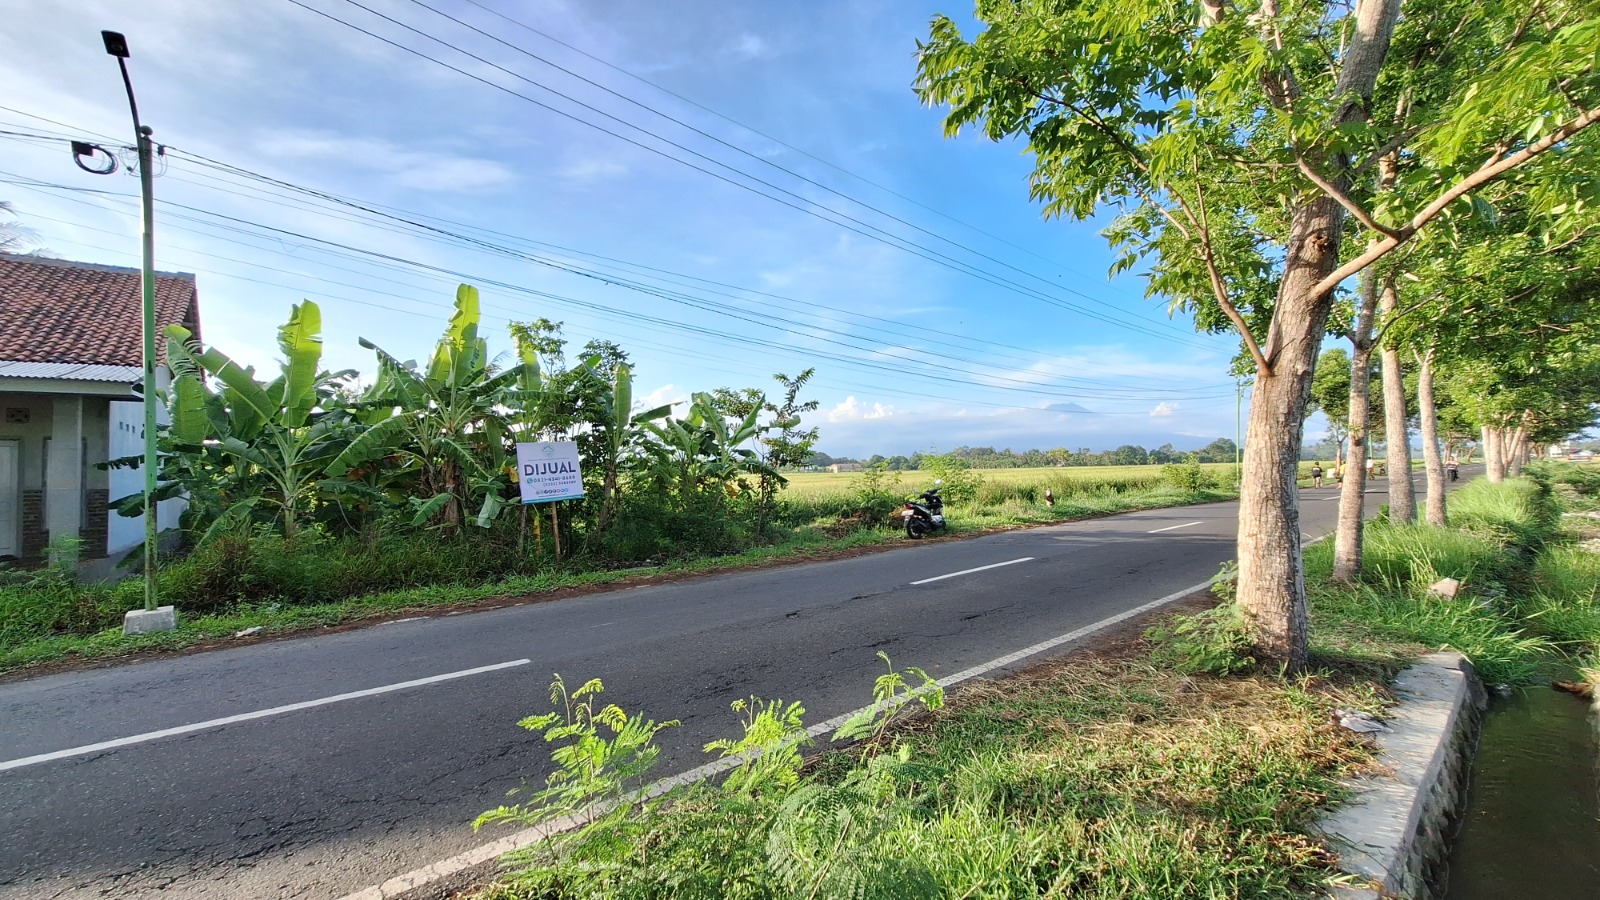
[831,652,945,744]
[765,745,942,900]
[704,697,810,797]
[475,675,678,832]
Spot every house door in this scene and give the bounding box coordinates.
[0,440,17,558]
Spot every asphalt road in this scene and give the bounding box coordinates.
[0,476,1459,899]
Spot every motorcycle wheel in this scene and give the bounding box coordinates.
[906,519,928,539]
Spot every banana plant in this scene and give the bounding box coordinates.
[581,358,672,529]
[328,285,533,530]
[641,392,780,496]
[161,300,357,539]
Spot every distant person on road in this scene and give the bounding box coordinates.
[1311,464,1324,488]
[1446,457,1459,482]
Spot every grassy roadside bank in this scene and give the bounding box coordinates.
[462,471,1598,900]
[0,479,1235,677]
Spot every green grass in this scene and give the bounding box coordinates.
[474,652,1379,900]
[779,462,1339,501]
[1306,475,1600,686]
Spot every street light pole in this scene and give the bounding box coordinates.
[103,30,163,620]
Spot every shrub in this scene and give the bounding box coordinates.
[1146,603,1257,675]
[846,464,906,526]
[918,454,983,505]
[1161,458,1210,492]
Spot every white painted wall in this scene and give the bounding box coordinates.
[0,440,18,558]
[108,396,184,560]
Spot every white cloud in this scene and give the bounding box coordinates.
[264,132,517,193]
[1150,402,1180,417]
[828,396,895,423]
[638,383,685,412]
[559,158,630,183]
[731,33,770,59]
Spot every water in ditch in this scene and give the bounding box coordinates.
[1443,685,1600,899]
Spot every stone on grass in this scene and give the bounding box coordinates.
[1427,577,1462,600]
[1333,708,1387,734]
[123,606,178,635]
[234,626,264,638]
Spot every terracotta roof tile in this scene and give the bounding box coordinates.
[0,253,200,366]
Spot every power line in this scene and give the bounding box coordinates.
[6,174,1233,405]
[0,126,1229,396]
[162,152,1068,369]
[284,0,1215,350]
[35,210,1223,416]
[448,0,1131,290]
[152,151,1230,396]
[399,0,1157,309]
[31,222,1164,413]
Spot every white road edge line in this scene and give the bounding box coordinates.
[0,659,532,774]
[909,557,1034,585]
[337,575,1220,900]
[1147,521,1204,534]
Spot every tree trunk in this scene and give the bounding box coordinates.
[1232,0,1400,672]
[1236,196,1346,672]
[1483,426,1506,482]
[1378,276,1416,523]
[1333,263,1381,582]
[1506,422,1529,477]
[443,461,461,527]
[1415,348,1447,526]
[597,460,618,532]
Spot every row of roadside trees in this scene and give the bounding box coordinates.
[843,439,1239,470]
[916,0,1600,669]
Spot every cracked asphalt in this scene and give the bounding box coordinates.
[0,478,1456,899]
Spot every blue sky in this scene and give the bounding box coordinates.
[0,0,1271,458]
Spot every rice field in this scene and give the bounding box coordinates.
[783,464,1239,499]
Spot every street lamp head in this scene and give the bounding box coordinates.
[101,30,130,58]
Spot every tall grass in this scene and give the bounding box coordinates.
[1304,523,1515,596]
[1447,476,1558,551]
[1307,475,1600,685]
[1518,545,1600,647]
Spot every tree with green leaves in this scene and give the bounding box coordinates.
[916,0,1600,669]
[160,300,358,539]
[329,285,534,530]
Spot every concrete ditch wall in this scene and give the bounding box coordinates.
[1319,652,1487,899]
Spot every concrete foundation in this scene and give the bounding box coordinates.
[123,605,178,635]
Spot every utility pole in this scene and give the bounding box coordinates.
[104,30,175,634]
[1235,377,1243,488]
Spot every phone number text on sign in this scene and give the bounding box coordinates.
[515,441,585,504]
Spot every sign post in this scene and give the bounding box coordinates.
[515,441,585,504]
[516,442,584,558]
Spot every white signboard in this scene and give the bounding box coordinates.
[516,441,585,504]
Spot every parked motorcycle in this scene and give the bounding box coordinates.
[902,481,947,539]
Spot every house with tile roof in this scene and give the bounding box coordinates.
[0,252,200,567]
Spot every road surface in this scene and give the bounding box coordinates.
[0,477,1457,899]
